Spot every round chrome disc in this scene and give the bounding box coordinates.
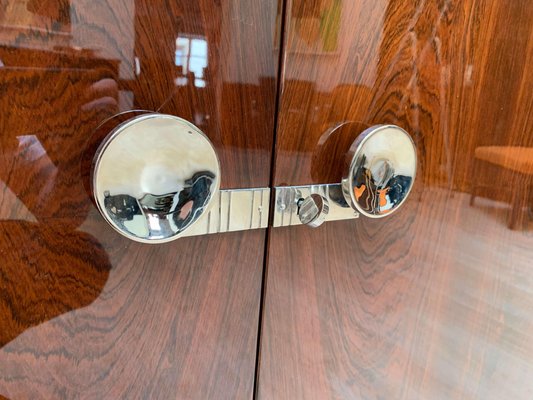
[342,125,417,218]
[92,113,220,243]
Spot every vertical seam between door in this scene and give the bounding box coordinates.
[252,0,290,398]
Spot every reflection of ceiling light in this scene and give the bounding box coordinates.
[0,180,38,223]
[135,57,141,76]
[17,135,51,163]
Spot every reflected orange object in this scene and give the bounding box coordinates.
[378,189,389,207]
[353,184,366,200]
[472,146,533,229]
[474,146,533,175]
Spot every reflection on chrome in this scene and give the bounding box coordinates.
[103,171,215,240]
[349,154,413,216]
[92,113,220,243]
[274,125,417,228]
[343,125,417,218]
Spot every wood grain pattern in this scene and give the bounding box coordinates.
[259,0,533,399]
[130,0,279,188]
[0,215,266,399]
[260,192,533,399]
[273,0,533,192]
[0,220,110,347]
[0,0,280,398]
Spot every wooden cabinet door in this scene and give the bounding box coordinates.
[0,1,280,398]
[258,0,533,399]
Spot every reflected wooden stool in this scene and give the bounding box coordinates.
[470,146,533,229]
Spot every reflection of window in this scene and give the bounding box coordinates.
[175,36,208,88]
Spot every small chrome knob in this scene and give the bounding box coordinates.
[297,193,329,227]
[272,124,417,229]
[92,113,220,243]
[342,125,416,218]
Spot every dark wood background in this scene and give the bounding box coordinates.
[0,0,280,398]
[258,0,533,399]
[2,0,532,398]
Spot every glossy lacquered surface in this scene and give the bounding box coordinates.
[0,0,280,398]
[259,0,533,399]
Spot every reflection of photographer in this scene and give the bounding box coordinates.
[104,193,141,222]
[0,220,111,347]
[388,175,412,207]
[103,171,216,236]
[173,171,216,229]
[0,44,119,347]
[352,158,412,214]
[82,78,119,113]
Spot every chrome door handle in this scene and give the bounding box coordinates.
[273,125,417,228]
[92,116,415,242]
[92,113,269,243]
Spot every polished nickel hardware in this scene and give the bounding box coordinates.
[273,184,359,228]
[180,187,270,237]
[297,193,329,227]
[274,125,416,228]
[343,125,416,218]
[93,116,415,238]
[92,113,269,243]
